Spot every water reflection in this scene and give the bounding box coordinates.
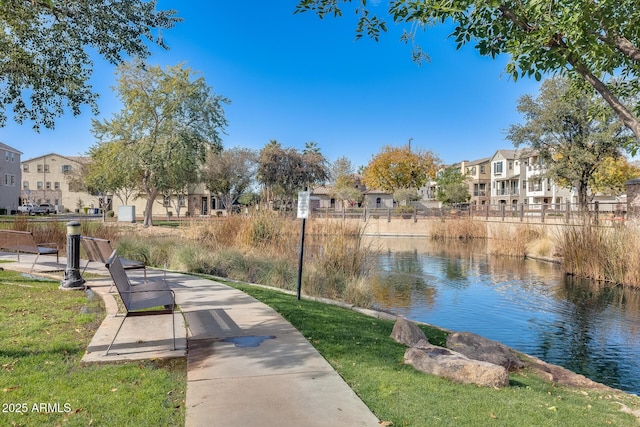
[370,237,640,395]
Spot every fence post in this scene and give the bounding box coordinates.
[519,203,524,222]
[501,204,505,221]
[541,203,546,223]
[565,200,570,223]
[485,204,489,220]
[594,201,599,225]
[387,208,391,222]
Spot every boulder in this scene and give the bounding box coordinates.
[405,341,510,388]
[446,332,524,372]
[390,317,427,347]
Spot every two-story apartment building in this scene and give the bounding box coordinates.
[0,142,22,213]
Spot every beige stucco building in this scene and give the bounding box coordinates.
[21,153,100,213]
[21,153,224,218]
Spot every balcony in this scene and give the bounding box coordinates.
[495,189,519,196]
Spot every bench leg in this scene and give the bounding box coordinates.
[105,315,127,356]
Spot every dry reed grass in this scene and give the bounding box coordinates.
[557,223,640,287]
[429,218,487,240]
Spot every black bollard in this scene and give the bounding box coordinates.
[59,221,86,290]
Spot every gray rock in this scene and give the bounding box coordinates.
[405,342,510,388]
[446,332,524,372]
[390,317,427,347]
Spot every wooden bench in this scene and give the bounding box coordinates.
[104,251,181,356]
[81,236,146,281]
[0,229,59,272]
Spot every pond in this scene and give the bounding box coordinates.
[369,237,640,395]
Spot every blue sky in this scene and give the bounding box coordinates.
[7,1,543,169]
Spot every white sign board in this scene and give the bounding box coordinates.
[297,191,310,219]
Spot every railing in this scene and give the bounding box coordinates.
[310,201,628,224]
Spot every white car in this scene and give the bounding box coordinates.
[38,203,57,214]
[17,204,46,215]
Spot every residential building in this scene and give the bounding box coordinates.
[462,157,491,206]
[490,150,524,206]
[520,151,574,208]
[21,153,101,213]
[0,142,22,213]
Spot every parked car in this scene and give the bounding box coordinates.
[38,203,57,214]
[17,204,46,215]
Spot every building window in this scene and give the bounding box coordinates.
[44,164,49,172]
[46,182,51,189]
[493,162,503,174]
[62,165,72,173]
[509,161,513,170]
[480,165,485,174]
[37,164,43,173]
[37,181,43,189]
[54,182,60,190]
[178,195,186,207]
[163,196,170,206]
[11,153,14,162]
[471,166,476,175]
[23,181,29,189]
[23,164,29,172]
[4,151,8,161]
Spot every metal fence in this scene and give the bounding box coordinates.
[311,201,628,224]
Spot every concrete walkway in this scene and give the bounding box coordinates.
[3,254,380,427]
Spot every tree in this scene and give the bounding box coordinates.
[0,0,180,130]
[257,140,329,208]
[330,156,355,184]
[202,147,258,215]
[91,61,229,226]
[363,144,440,192]
[295,0,640,144]
[435,167,470,206]
[590,157,640,196]
[393,187,420,206]
[507,77,632,210]
[84,140,139,206]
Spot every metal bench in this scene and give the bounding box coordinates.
[104,251,181,356]
[0,229,59,272]
[81,236,146,288]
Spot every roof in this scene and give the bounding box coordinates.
[21,153,89,164]
[467,157,491,166]
[0,142,22,154]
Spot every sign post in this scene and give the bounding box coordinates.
[296,190,310,300]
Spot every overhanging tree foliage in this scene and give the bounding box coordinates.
[90,61,229,226]
[0,0,180,130]
[296,0,640,145]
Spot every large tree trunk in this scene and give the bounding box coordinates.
[143,190,158,227]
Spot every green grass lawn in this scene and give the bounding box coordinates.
[0,270,185,427]
[229,282,640,427]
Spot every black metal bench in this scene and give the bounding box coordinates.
[104,251,181,356]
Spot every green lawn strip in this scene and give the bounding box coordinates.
[229,282,640,426]
[0,271,185,427]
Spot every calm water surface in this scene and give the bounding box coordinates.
[369,237,640,395]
